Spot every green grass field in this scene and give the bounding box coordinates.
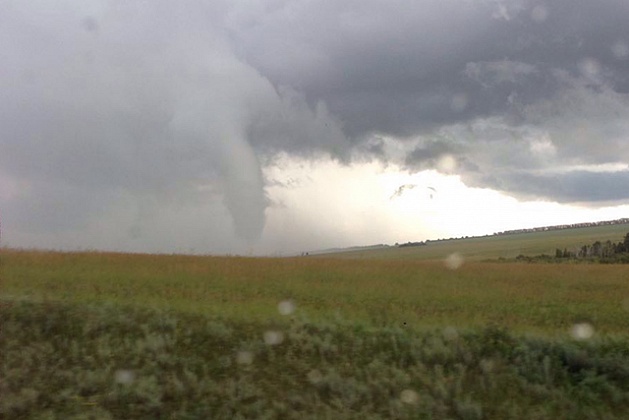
[2,224,629,418]
[320,223,629,261]
[3,249,629,335]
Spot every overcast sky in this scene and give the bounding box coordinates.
[2,0,629,255]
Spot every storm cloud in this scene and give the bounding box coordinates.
[0,0,347,246]
[230,0,629,203]
[1,0,628,252]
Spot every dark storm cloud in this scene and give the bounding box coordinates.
[2,0,629,253]
[226,0,629,203]
[228,0,629,136]
[405,140,462,171]
[478,170,629,203]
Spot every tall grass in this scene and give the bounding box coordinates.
[3,249,629,335]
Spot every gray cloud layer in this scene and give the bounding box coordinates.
[1,0,629,252]
[0,0,347,247]
[230,0,629,203]
[230,0,629,133]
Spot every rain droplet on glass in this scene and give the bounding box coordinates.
[437,154,457,173]
[450,93,468,112]
[480,358,494,373]
[236,350,254,365]
[278,300,295,315]
[530,5,549,23]
[82,16,99,32]
[114,369,135,385]
[611,41,629,60]
[578,57,601,78]
[443,326,459,341]
[444,253,464,270]
[264,330,284,345]
[571,322,594,340]
[400,389,419,404]
[307,369,323,384]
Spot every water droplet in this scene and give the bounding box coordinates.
[278,300,295,315]
[611,41,629,60]
[236,350,254,365]
[571,322,594,340]
[529,136,556,157]
[444,253,464,270]
[437,154,457,173]
[443,326,459,341]
[530,5,549,23]
[128,225,142,239]
[82,16,99,32]
[507,91,518,105]
[114,369,135,385]
[263,330,284,345]
[307,369,323,384]
[578,57,601,79]
[479,359,494,373]
[450,93,468,112]
[400,389,419,404]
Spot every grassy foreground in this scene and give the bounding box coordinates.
[2,247,629,418]
[3,300,629,419]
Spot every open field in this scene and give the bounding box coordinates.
[318,223,629,261]
[2,226,629,418]
[3,248,629,334]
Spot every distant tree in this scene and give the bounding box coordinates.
[602,240,614,258]
[592,241,602,258]
[611,233,629,254]
[510,230,629,263]
[613,242,622,254]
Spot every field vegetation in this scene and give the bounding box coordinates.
[3,249,629,333]
[508,232,629,264]
[2,224,629,418]
[321,223,629,261]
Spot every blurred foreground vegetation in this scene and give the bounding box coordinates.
[3,300,629,419]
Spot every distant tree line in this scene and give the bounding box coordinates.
[396,241,426,248]
[514,232,629,264]
[495,218,629,236]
